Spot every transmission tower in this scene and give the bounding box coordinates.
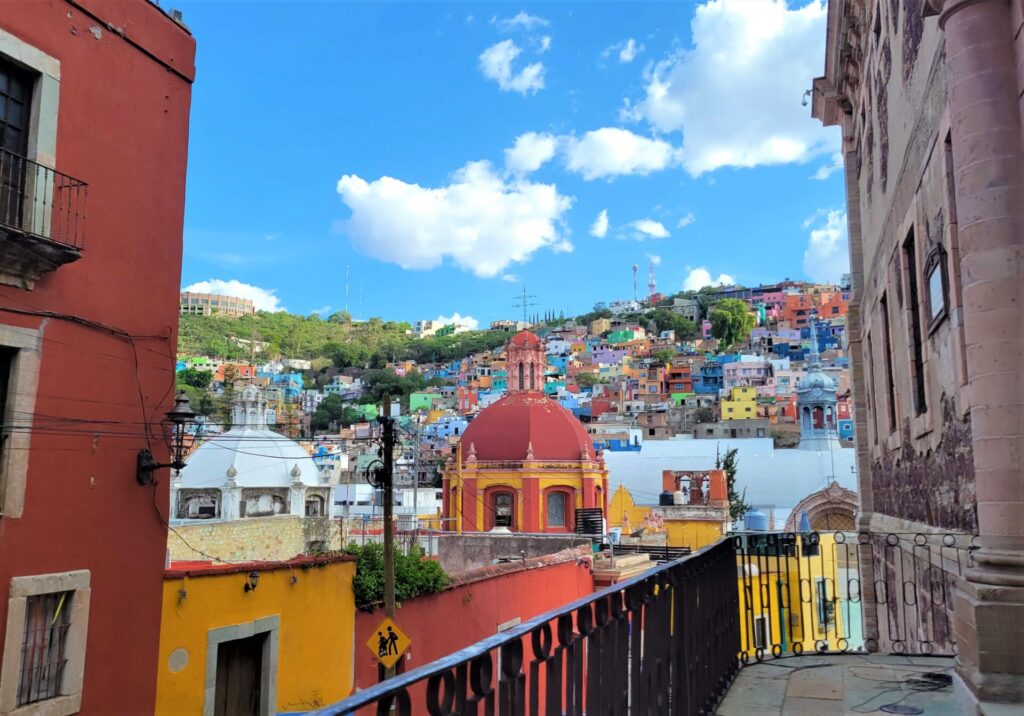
[512,286,538,324]
[632,264,639,303]
[648,261,657,304]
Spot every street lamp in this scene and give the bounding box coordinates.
[136,390,196,485]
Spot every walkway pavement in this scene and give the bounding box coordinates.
[716,654,963,716]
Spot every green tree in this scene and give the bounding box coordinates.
[651,348,676,365]
[692,405,717,424]
[576,373,603,388]
[177,368,213,389]
[647,308,698,339]
[343,543,450,610]
[716,447,750,522]
[709,298,755,349]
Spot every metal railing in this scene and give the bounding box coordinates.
[734,530,976,663]
[0,147,87,249]
[314,538,740,715]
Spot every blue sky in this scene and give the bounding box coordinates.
[178,1,847,327]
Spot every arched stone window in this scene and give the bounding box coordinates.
[518,362,525,390]
[490,490,515,529]
[305,494,325,517]
[812,406,825,429]
[546,491,567,528]
[529,363,536,390]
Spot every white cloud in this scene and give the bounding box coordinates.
[500,273,520,283]
[539,35,552,53]
[627,219,670,240]
[564,127,680,180]
[647,253,662,266]
[504,132,558,175]
[590,209,609,238]
[624,0,837,176]
[811,151,844,180]
[677,212,696,228]
[182,279,285,312]
[493,12,550,31]
[480,40,545,95]
[434,312,479,330]
[802,209,849,283]
[682,267,735,291]
[336,160,573,279]
[604,38,644,63]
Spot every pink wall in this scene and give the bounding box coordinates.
[353,558,595,692]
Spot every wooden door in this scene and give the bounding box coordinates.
[214,634,265,716]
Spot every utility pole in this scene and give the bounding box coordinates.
[512,285,538,325]
[381,394,397,679]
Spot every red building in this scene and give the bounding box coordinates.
[0,3,194,713]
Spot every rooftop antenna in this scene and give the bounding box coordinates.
[512,285,538,324]
[648,261,657,304]
[632,263,639,303]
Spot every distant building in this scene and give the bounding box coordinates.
[721,386,758,420]
[179,291,256,316]
[694,419,770,440]
[670,297,700,323]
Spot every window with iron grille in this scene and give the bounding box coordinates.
[17,590,73,707]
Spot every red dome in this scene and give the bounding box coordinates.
[461,391,595,462]
[509,330,541,348]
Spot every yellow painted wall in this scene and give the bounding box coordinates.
[722,386,758,420]
[155,559,357,714]
[736,533,857,656]
[608,485,725,550]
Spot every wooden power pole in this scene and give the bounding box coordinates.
[381,394,397,679]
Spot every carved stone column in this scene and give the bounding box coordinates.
[926,0,1024,708]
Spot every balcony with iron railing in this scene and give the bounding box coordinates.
[310,530,975,716]
[0,147,87,290]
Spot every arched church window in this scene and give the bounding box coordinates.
[305,494,325,517]
[812,406,824,430]
[493,492,514,528]
[802,406,811,429]
[530,363,535,390]
[518,362,525,391]
[546,491,567,528]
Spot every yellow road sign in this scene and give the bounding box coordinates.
[366,616,411,669]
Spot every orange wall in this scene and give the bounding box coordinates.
[353,560,594,691]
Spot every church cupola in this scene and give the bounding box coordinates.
[506,330,545,393]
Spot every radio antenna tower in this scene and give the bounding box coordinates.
[632,264,639,303]
[512,285,538,324]
[648,261,657,304]
[344,264,350,314]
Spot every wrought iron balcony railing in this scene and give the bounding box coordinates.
[0,147,87,250]
[313,530,975,715]
[314,538,740,716]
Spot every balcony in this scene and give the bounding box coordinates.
[311,530,975,716]
[0,147,87,289]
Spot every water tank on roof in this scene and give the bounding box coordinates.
[673,490,686,506]
[659,491,674,506]
[743,509,769,531]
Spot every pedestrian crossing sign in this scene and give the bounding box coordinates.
[366,616,411,669]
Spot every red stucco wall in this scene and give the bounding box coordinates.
[0,2,194,712]
[353,559,595,693]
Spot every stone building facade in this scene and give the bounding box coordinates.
[813,0,1023,709]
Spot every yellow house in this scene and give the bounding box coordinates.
[721,386,758,420]
[606,470,729,551]
[155,555,357,714]
[735,532,863,657]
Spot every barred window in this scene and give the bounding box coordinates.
[18,590,73,706]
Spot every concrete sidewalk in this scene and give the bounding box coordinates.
[716,654,963,716]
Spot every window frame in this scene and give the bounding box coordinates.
[544,489,570,530]
[0,571,91,716]
[0,324,42,519]
[924,244,950,335]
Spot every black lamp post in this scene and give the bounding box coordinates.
[137,390,196,485]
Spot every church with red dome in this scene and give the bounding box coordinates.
[442,331,609,533]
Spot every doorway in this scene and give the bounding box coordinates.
[214,633,266,716]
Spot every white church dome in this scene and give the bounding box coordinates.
[178,383,321,489]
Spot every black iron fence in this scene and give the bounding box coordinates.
[0,147,87,249]
[313,538,740,716]
[735,530,976,663]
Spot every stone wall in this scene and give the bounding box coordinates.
[167,516,343,564]
[436,533,589,574]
